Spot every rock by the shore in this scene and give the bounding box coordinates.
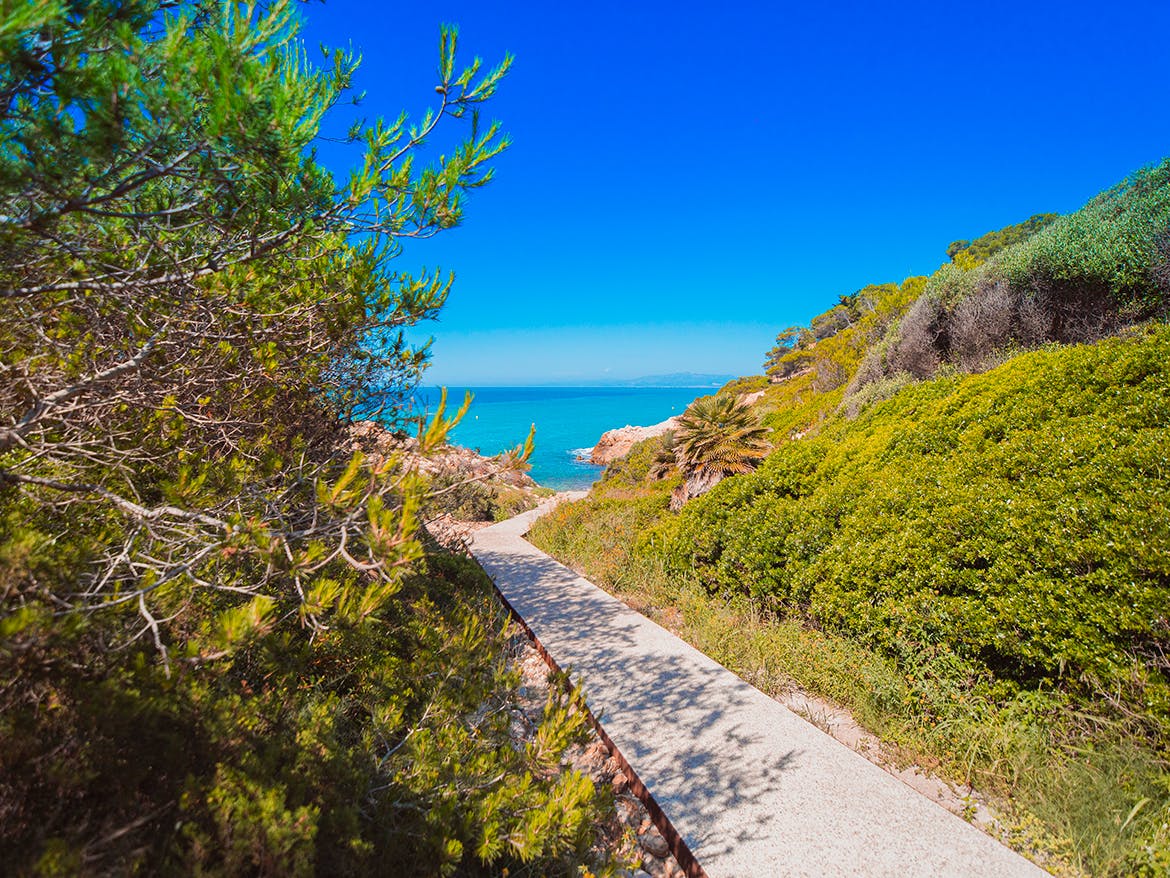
[590,417,677,465]
[589,389,765,466]
[348,420,536,488]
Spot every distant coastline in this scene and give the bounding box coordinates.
[410,385,708,490]
[425,371,734,391]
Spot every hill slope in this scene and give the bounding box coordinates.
[529,160,1170,876]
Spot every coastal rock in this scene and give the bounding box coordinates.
[348,420,536,488]
[590,417,678,465]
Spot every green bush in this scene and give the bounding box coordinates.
[654,326,1170,735]
[719,375,770,395]
[424,474,538,523]
[534,327,1170,875]
[947,213,1060,264]
[872,160,1170,387]
[997,162,1170,316]
[0,553,607,875]
[0,3,616,874]
[600,434,674,485]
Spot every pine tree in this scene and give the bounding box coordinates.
[0,3,613,873]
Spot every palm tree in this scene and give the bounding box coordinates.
[647,431,678,480]
[670,395,770,509]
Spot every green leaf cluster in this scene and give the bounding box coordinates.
[655,327,1170,732]
[946,213,1060,265]
[0,3,613,874]
[531,328,1170,875]
[533,162,1170,874]
[1,552,608,874]
[858,161,1170,387]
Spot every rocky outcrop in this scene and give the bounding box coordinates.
[348,420,536,487]
[348,421,546,548]
[589,417,678,465]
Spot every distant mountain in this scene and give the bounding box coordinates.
[600,372,734,388]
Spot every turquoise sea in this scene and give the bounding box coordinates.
[413,386,711,490]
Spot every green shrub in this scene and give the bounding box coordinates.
[601,434,672,485]
[532,328,1170,876]
[0,3,614,874]
[719,374,770,395]
[870,160,1170,389]
[656,326,1170,735]
[0,553,609,875]
[838,370,914,418]
[997,161,1170,317]
[947,213,1061,264]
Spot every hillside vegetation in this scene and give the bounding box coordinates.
[530,161,1170,876]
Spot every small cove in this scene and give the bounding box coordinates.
[412,386,711,489]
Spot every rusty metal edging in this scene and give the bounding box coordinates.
[480,555,709,878]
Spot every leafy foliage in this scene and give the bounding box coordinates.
[532,163,1170,873]
[946,213,1060,265]
[866,161,1170,386]
[763,326,810,377]
[1,551,606,875]
[765,279,925,391]
[533,329,1170,876]
[657,328,1170,732]
[0,2,615,873]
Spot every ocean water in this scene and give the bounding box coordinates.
[412,386,711,490]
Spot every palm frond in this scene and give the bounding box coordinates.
[670,395,770,505]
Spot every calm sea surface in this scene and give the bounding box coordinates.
[412,386,711,490]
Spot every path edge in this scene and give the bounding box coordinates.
[472,507,708,878]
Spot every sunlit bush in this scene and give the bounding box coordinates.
[652,326,1170,740]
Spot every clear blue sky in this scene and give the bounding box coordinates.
[299,1,1170,386]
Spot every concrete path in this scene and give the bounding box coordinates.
[468,501,1051,878]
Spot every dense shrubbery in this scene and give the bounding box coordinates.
[532,328,1170,875]
[0,3,616,873]
[768,165,1169,405]
[869,162,1170,385]
[718,374,770,395]
[653,327,1170,726]
[424,472,543,523]
[532,160,1170,875]
[765,279,924,391]
[946,213,1060,264]
[1,553,603,875]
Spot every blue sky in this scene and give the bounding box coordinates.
[299,1,1170,385]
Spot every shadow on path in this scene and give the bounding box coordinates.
[469,508,1051,878]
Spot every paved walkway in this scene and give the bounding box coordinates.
[469,502,1050,878]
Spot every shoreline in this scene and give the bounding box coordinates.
[408,386,711,490]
